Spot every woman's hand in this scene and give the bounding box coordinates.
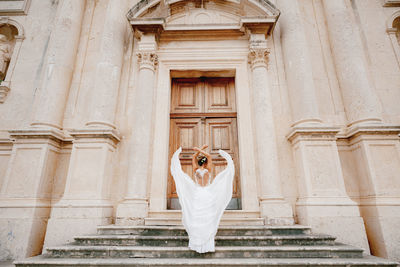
[193,145,208,154]
[193,144,208,152]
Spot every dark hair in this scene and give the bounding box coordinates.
[198,156,207,166]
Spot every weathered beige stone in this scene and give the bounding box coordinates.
[0,0,400,262]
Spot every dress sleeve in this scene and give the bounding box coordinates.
[170,147,197,212]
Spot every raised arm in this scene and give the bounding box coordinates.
[192,145,208,171]
[193,146,213,171]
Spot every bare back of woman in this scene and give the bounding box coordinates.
[192,144,214,186]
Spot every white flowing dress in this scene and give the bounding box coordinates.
[170,147,235,253]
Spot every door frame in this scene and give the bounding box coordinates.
[168,77,241,209]
[148,45,260,213]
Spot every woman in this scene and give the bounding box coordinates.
[170,145,235,253]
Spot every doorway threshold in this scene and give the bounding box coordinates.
[145,210,263,226]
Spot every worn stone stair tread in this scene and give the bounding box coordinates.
[144,217,265,225]
[74,234,336,245]
[97,225,313,236]
[97,225,311,230]
[75,234,335,241]
[15,255,399,266]
[46,244,363,252]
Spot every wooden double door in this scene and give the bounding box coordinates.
[168,77,241,209]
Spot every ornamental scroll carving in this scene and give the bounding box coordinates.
[248,48,270,69]
[136,52,158,71]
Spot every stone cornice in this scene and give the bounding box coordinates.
[8,128,70,143]
[68,128,121,146]
[340,124,400,139]
[383,0,400,7]
[127,0,280,20]
[287,124,400,144]
[130,17,277,36]
[287,125,341,143]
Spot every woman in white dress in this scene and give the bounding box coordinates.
[170,144,235,253]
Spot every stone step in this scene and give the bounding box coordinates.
[147,210,261,219]
[146,210,263,226]
[144,217,264,226]
[74,234,335,247]
[14,255,399,267]
[45,245,363,259]
[97,225,312,236]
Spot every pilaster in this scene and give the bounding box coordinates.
[85,0,128,129]
[342,125,400,260]
[277,0,322,127]
[0,129,67,260]
[116,32,158,225]
[31,0,85,129]
[44,0,127,246]
[248,33,293,225]
[287,126,369,252]
[44,128,120,248]
[322,0,383,126]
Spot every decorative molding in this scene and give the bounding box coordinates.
[127,0,279,37]
[0,0,30,15]
[137,51,158,71]
[287,124,400,144]
[127,0,280,20]
[0,83,10,103]
[383,0,400,7]
[340,124,400,141]
[248,48,269,69]
[387,11,400,68]
[0,18,25,103]
[286,125,341,144]
[68,128,121,147]
[8,128,70,145]
[0,17,25,38]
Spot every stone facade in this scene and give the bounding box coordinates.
[0,0,400,262]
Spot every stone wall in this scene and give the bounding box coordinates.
[0,0,399,262]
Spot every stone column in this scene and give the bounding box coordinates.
[116,33,158,225]
[0,0,85,260]
[322,0,382,126]
[86,0,127,129]
[276,0,370,250]
[322,1,400,260]
[31,0,85,129]
[277,0,322,126]
[248,34,293,225]
[43,0,126,247]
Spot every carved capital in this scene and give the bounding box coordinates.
[136,51,158,71]
[248,48,269,69]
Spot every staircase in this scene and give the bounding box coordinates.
[15,224,398,266]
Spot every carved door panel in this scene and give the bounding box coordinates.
[170,78,202,114]
[168,118,202,199]
[205,78,236,113]
[205,118,240,199]
[168,77,240,209]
